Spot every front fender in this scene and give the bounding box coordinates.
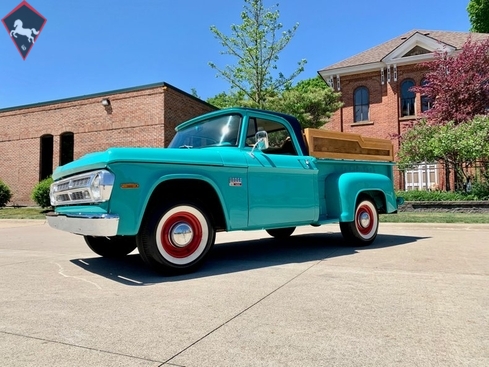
[142,173,229,230]
[110,172,229,236]
[324,172,396,222]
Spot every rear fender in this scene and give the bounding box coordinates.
[324,172,396,222]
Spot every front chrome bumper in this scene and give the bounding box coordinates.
[46,212,119,237]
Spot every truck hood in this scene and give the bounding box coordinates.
[52,147,224,180]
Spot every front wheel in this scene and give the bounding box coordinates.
[340,198,379,246]
[84,236,137,257]
[137,203,215,275]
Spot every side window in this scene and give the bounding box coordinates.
[246,117,258,146]
[401,79,416,117]
[246,117,297,155]
[420,78,432,113]
[354,87,369,122]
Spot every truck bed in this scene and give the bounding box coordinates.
[313,157,396,222]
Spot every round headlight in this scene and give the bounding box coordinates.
[91,173,102,200]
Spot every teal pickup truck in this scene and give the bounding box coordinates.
[47,107,402,275]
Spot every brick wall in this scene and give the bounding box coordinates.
[162,86,218,146]
[0,83,216,206]
[325,65,429,189]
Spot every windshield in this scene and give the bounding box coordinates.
[169,114,242,148]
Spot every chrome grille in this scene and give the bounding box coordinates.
[70,191,86,201]
[57,182,70,191]
[58,193,70,202]
[71,177,91,187]
[50,170,115,206]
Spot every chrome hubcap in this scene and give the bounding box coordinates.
[170,222,193,247]
[359,211,370,228]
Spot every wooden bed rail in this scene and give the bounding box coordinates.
[303,128,394,162]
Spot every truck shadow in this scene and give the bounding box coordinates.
[70,232,426,285]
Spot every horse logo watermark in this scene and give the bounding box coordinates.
[10,19,39,43]
[2,1,46,60]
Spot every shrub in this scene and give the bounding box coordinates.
[0,180,13,207]
[396,188,489,201]
[31,177,53,209]
[470,182,489,200]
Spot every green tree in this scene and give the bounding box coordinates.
[397,120,439,168]
[398,117,489,190]
[206,90,250,109]
[190,88,200,98]
[267,76,343,128]
[209,0,306,108]
[207,76,343,129]
[467,0,489,33]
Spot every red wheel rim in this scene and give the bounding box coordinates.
[356,204,374,236]
[160,212,203,258]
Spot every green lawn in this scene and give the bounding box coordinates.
[1,207,488,224]
[0,207,49,220]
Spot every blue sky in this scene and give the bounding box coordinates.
[0,0,472,109]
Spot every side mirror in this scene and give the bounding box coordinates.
[255,130,269,150]
[249,130,269,158]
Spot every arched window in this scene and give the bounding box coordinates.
[420,78,432,113]
[59,132,74,166]
[401,80,416,117]
[354,87,369,122]
[40,134,53,180]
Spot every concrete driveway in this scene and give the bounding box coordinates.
[0,220,488,367]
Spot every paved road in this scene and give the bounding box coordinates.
[1,220,488,367]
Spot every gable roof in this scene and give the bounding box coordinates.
[318,30,489,78]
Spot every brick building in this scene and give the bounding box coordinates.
[318,30,489,190]
[0,82,216,206]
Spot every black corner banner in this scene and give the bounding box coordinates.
[2,1,47,60]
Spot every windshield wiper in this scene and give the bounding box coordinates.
[179,145,193,149]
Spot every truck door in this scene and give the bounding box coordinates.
[244,115,318,228]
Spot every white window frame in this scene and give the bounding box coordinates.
[404,162,439,191]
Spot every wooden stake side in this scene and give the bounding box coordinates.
[303,128,394,162]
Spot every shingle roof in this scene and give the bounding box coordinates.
[319,30,489,72]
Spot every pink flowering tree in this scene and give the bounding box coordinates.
[411,37,489,125]
[399,38,489,191]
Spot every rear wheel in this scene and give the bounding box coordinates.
[340,198,378,246]
[137,203,215,275]
[266,227,296,239]
[84,236,137,257]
